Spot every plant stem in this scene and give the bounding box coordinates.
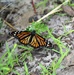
[37,0,70,22]
[31,0,37,14]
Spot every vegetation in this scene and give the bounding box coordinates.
[0,20,74,74]
[36,0,49,8]
[0,0,74,75]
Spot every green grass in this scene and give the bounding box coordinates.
[17,45,33,62]
[24,62,30,75]
[26,21,73,75]
[0,43,19,75]
[0,43,33,75]
[0,0,73,74]
[0,21,73,75]
[36,0,49,8]
[37,24,70,75]
[68,0,74,6]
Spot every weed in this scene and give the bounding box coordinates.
[39,27,70,75]
[18,45,33,62]
[24,62,30,75]
[0,0,72,75]
[0,21,72,75]
[0,43,19,75]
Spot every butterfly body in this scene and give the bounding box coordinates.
[11,30,52,48]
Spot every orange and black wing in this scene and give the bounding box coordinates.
[30,36,40,48]
[16,31,31,45]
[11,31,48,48]
[30,34,47,48]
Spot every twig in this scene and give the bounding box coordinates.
[0,2,13,12]
[7,37,14,42]
[31,0,37,14]
[37,0,69,22]
[4,20,18,31]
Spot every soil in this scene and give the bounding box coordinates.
[0,0,74,75]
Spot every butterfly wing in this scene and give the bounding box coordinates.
[11,31,31,45]
[30,36,40,48]
[17,31,31,45]
[20,35,31,45]
[35,34,47,46]
[29,34,47,48]
[16,31,31,39]
[11,31,48,48]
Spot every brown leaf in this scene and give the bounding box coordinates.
[62,5,74,16]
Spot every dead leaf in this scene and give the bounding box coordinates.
[62,5,74,16]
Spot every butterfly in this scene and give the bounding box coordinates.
[11,30,52,48]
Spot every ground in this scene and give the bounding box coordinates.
[0,0,74,75]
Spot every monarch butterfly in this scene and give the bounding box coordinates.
[11,30,52,48]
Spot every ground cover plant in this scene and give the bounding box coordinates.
[0,0,74,75]
[0,20,73,75]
